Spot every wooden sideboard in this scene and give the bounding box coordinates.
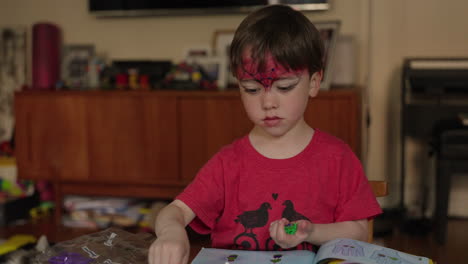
[14,88,360,222]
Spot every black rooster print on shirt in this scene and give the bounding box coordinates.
[233,197,313,251]
[234,202,272,233]
[282,200,310,222]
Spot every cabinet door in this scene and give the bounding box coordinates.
[305,91,360,155]
[15,93,89,180]
[86,94,179,185]
[180,95,252,183]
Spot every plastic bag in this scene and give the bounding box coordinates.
[32,228,155,264]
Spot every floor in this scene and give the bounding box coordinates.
[376,218,468,264]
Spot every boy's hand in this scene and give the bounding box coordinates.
[269,218,314,249]
[148,227,190,264]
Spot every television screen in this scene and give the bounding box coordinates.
[89,0,329,17]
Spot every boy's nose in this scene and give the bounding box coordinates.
[261,91,278,110]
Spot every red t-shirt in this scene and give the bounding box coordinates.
[176,130,382,251]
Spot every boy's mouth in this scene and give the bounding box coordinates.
[263,116,281,127]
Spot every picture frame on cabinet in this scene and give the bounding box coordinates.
[212,30,236,88]
[0,26,26,145]
[183,44,211,58]
[61,44,95,89]
[0,25,27,145]
[0,26,26,90]
[314,20,341,90]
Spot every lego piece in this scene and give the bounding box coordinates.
[284,222,298,235]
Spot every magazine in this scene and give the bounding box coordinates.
[191,238,433,264]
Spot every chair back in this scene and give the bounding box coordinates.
[368,180,388,242]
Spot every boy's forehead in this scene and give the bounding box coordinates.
[241,52,289,74]
[238,52,305,80]
[237,51,306,89]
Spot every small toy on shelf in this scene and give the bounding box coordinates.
[162,61,218,90]
[0,234,37,256]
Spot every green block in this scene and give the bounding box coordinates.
[284,222,298,235]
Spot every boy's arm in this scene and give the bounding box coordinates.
[149,199,196,264]
[304,219,368,245]
[155,199,196,236]
[270,218,368,249]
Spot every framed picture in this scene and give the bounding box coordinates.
[0,26,26,144]
[314,20,341,90]
[61,45,95,89]
[212,30,236,87]
[186,56,228,90]
[183,44,211,58]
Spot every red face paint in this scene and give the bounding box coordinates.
[237,53,306,91]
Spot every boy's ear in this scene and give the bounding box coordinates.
[308,70,323,98]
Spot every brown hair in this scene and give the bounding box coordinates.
[230,5,324,78]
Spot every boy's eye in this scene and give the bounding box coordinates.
[277,85,295,92]
[239,80,262,94]
[275,78,299,92]
[243,87,260,94]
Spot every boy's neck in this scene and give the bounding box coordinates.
[249,122,314,159]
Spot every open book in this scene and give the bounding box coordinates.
[191,238,433,264]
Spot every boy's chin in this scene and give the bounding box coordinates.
[258,126,289,138]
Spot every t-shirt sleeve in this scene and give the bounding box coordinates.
[175,153,225,234]
[335,147,382,222]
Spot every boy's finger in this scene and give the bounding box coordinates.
[297,220,313,237]
[155,247,163,264]
[149,245,157,264]
[150,248,157,264]
[175,251,188,264]
[182,253,189,264]
[171,250,185,264]
[299,220,309,232]
[276,221,287,240]
[162,250,172,264]
[269,221,274,232]
[270,222,278,238]
[270,220,281,232]
[148,248,153,264]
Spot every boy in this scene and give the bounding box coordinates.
[149,5,381,264]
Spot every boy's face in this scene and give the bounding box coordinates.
[237,52,321,138]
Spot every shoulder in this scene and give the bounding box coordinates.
[312,129,355,159]
[311,130,365,182]
[208,136,247,165]
[188,137,248,186]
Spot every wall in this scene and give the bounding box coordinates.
[368,0,468,216]
[1,0,468,215]
[0,0,366,78]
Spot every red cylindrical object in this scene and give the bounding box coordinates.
[116,74,128,90]
[32,23,61,90]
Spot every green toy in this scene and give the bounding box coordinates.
[227,254,238,262]
[284,222,298,235]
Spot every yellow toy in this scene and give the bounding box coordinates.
[0,234,37,255]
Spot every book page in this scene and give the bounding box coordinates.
[314,239,432,264]
[191,248,316,264]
